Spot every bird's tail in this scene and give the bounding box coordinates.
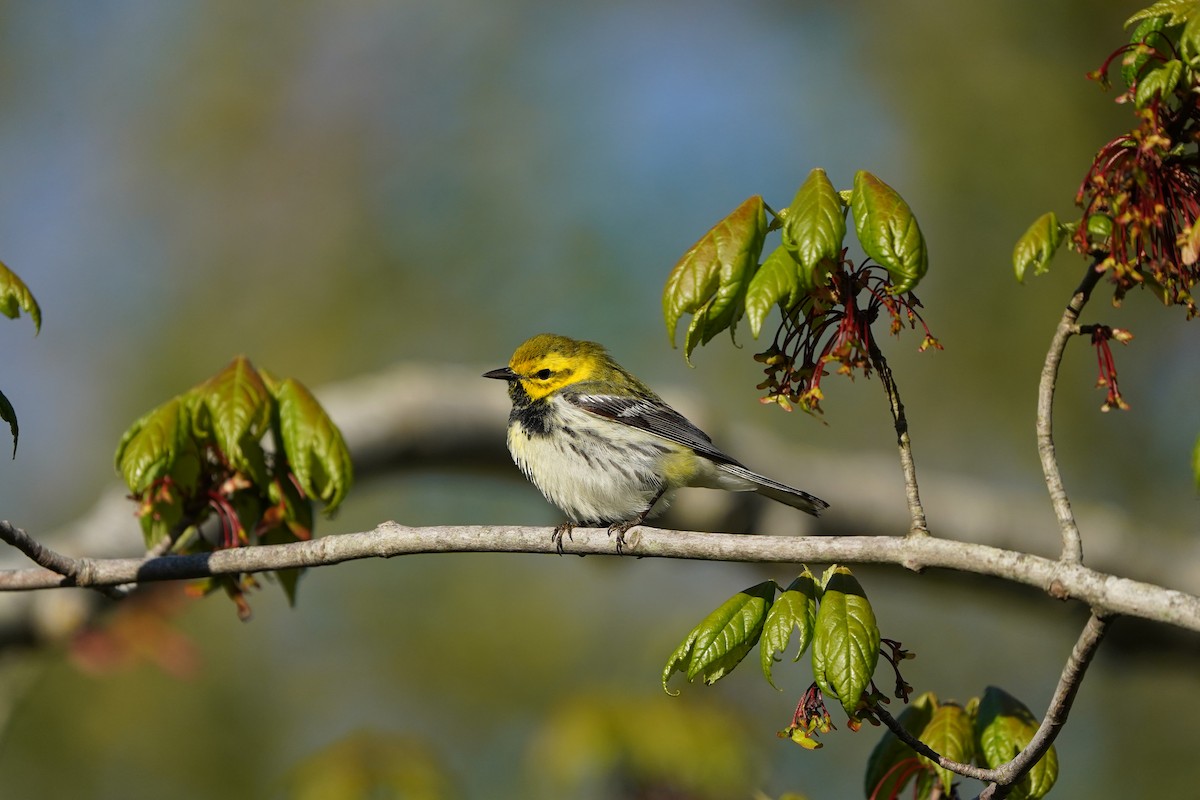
[717,463,829,517]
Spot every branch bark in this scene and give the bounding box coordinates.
[1037,263,1102,565]
[978,611,1109,799]
[869,337,928,536]
[873,612,1108,799]
[1,522,1195,631]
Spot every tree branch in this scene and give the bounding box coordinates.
[978,611,1110,799]
[874,611,1109,797]
[873,705,996,782]
[0,521,124,600]
[1037,262,1103,565]
[0,522,1195,631]
[869,337,928,536]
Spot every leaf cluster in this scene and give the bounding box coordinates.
[1014,1,1200,299]
[1013,0,1200,472]
[663,169,929,363]
[661,566,884,734]
[865,688,1058,800]
[113,355,353,617]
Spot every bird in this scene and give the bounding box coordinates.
[483,333,828,553]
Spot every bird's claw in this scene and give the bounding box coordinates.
[551,523,574,555]
[607,521,637,555]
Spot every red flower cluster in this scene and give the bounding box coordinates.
[755,252,939,415]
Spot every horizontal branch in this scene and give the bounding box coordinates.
[0,523,1196,631]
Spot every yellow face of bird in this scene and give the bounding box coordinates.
[506,334,605,401]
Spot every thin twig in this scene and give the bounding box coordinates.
[875,611,1110,797]
[874,705,996,782]
[0,520,84,580]
[0,520,125,599]
[1037,261,1103,564]
[868,338,928,536]
[978,611,1110,799]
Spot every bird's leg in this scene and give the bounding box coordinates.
[608,487,666,554]
[551,522,575,555]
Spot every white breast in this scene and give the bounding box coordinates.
[506,396,680,524]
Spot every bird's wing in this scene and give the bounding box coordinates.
[565,392,739,466]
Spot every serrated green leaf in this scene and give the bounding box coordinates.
[1122,27,1164,89]
[0,261,41,334]
[781,168,847,284]
[274,377,354,513]
[1126,0,1198,28]
[1180,13,1200,69]
[0,389,16,458]
[864,691,938,800]
[976,686,1058,800]
[918,702,975,796]
[811,566,880,717]
[1013,211,1064,283]
[1134,58,1183,107]
[663,196,767,361]
[662,626,702,697]
[851,171,928,294]
[760,570,820,689]
[191,356,272,485]
[661,580,775,694]
[745,245,801,339]
[114,396,192,494]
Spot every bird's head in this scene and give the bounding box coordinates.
[483,333,611,402]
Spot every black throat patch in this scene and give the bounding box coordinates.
[508,381,554,436]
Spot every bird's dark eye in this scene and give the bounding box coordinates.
[535,368,552,380]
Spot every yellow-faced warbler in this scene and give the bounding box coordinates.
[484,334,827,552]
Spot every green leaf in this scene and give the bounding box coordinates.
[1013,211,1064,283]
[267,465,315,541]
[1181,13,1200,66]
[1086,213,1113,241]
[191,356,272,485]
[1122,21,1166,88]
[850,171,928,293]
[1134,58,1183,107]
[864,691,938,800]
[0,390,16,458]
[1126,0,1199,28]
[811,566,881,717]
[781,168,847,286]
[663,195,767,361]
[0,261,41,334]
[274,377,354,513]
[662,580,775,695]
[759,570,820,689]
[745,245,802,339]
[976,686,1058,800]
[918,702,975,796]
[114,396,192,494]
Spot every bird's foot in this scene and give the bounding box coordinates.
[551,523,575,555]
[607,519,640,555]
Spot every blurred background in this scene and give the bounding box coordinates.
[0,0,1196,797]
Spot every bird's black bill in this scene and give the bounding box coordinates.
[482,366,517,380]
